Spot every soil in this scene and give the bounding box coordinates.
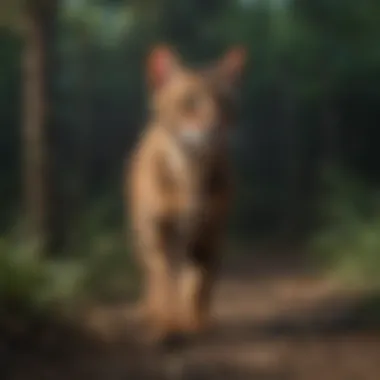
[3,248,380,379]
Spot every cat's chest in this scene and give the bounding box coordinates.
[160,156,226,205]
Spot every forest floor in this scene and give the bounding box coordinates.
[3,246,380,380]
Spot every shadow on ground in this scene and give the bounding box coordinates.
[1,314,286,380]
[2,293,380,380]
[2,250,380,380]
[207,293,380,345]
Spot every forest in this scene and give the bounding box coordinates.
[1,0,380,379]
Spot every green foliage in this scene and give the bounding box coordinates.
[312,168,380,288]
[0,237,85,316]
[0,211,138,317]
[66,197,139,302]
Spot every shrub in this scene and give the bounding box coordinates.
[311,166,380,288]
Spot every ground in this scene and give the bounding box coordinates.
[3,247,380,379]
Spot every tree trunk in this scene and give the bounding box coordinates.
[322,97,340,169]
[22,0,57,253]
[67,26,93,247]
[22,2,47,251]
[279,74,300,242]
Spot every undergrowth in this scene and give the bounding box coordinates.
[311,167,380,289]
[0,205,139,325]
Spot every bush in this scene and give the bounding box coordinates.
[311,167,380,288]
[0,237,86,318]
[0,224,138,322]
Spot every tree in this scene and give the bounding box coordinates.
[0,0,58,252]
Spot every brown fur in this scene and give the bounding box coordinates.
[125,45,246,343]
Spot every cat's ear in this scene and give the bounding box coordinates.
[146,45,180,89]
[217,46,247,86]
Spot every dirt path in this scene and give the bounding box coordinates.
[4,251,380,379]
